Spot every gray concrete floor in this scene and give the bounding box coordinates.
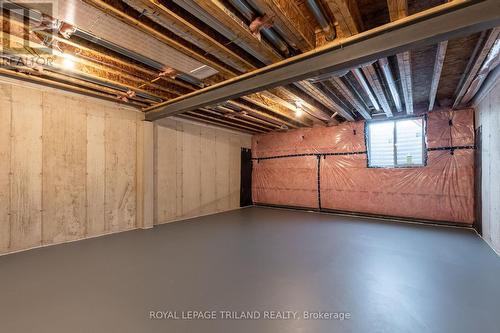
[1,206,499,333]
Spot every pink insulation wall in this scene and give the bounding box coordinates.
[252,109,475,225]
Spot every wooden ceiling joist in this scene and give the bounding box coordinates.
[453,27,500,108]
[191,0,282,64]
[145,0,500,120]
[179,113,259,134]
[249,0,316,51]
[199,107,273,131]
[315,81,355,122]
[387,0,407,21]
[322,0,364,38]
[79,0,318,128]
[248,91,319,125]
[38,70,154,104]
[2,16,193,101]
[50,34,196,93]
[331,77,371,119]
[132,0,256,73]
[378,57,403,113]
[190,0,348,122]
[428,41,448,111]
[0,68,148,107]
[0,31,161,104]
[227,100,298,129]
[351,68,381,112]
[214,105,281,129]
[395,51,413,114]
[292,82,342,121]
[242,93,314,127]
[187,110,266,133]
[82,0,239,77]
[323,0,387,118]
[361,64,393,117]
[387,0,413,114]
[272,85,332,122]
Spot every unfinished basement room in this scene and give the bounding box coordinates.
[0,0,499,332]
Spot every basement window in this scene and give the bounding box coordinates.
[367,117,426,168]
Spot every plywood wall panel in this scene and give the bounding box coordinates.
[200,127,217,215]
[156,120,178,223]
[9,86,43,251]
[86,108,106,237]
[181,123,201,218]
[0,84,12,254]
[105,113,137,232]
[42,94,87,244]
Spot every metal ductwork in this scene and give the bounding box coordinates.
[306,0,336,41]
[227,0,291,57]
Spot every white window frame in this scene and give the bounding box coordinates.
[366,116,427,168]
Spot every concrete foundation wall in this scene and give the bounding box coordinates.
[0,78,252,255]
[475,78,500,254]
[0,78,146,255]
[154,118,251,224]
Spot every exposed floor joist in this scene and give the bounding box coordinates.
[321,0,380,119]
[0,67,147,107]
[250,92,319,125]
[178,113,259,134]
[191,0,282,64]
[331,77,371,119]
[249,0,316,51]
[378,57,403,113]
[197,108,271,131]
[81,0,238,77]
[361,64,393,117]
[284,83,335,122]
[241,93,315,127]
[191,0,342,121]
[351,68,381,112]
[428,41,448,111]
[226,100,299,129]
[145,0,500,120]
[210,106,278,130]
[323,0,364,38]
[453,27,500,108]
[79,0,319,127]
[387,0,414,114]
[133,0,257,73]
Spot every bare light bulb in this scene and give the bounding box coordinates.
[295,100,303,117]
[62,54,75,69]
